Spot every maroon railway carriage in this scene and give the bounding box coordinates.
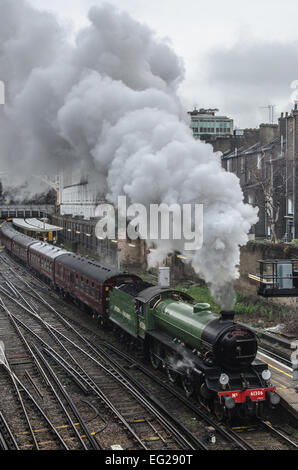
[0,222,19,251]
[28,242,68,283]
[55,253,141,319]
[0,222,38,262]
[12,232,39,263]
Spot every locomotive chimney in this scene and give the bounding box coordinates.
[220,310,235,321]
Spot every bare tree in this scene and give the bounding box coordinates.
[251,155,288,243]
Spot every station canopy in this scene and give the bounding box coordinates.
[12,218,63,233]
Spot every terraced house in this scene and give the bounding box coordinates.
[221,105,298,242]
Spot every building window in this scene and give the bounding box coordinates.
[248,193,254,205]
[288,197,293,215]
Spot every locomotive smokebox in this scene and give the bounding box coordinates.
[220,310,235,321]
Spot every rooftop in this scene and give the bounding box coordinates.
[13,218,63,233]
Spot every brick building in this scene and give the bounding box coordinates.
[51,214,148,272]
[279,105,298,240]
[221,106,298,242]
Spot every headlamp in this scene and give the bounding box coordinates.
[219,373,230,386]
[262,369,271,381]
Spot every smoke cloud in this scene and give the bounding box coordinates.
[0,0,258,308]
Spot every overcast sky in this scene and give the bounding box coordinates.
[28,0,298,128]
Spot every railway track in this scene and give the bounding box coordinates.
[247,323,295,367]
[0,255,250,450]
[0,253,207,450]
[258,345,292,368]
[228,418,298,451]
[0,411,19,450]
[0,249,297,451]
[87,339,298,451]
[0,296,100,450]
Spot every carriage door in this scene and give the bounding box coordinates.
[70,272,74,292]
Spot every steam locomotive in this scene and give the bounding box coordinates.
[0,222,280,419]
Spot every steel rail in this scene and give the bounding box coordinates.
[32,345,102,450]
[0,296,82,450]
[5,280,205,450]
[95,341,254,450]
[0,252,279,451]
[35,321,207,450]
[1,273,202,449]
[12,277,298,452]
[0,286,149,450]
[259,419,298,449]
[258,346,292,368]
[3,262,241,450]
[0,411,19,450]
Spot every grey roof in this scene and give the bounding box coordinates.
[13,232,39,248]
[223,143,261,159]
[136,285,196,304]
[13,218,62,233]
[30,242,68,260]
[1,222,17,237]
[1,222,38,248]
[136,286,179,303]
[56,253,130,284]
[223,136,281,160]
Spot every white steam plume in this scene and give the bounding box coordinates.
[0,1,258,308]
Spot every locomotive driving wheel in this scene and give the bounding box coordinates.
[182,372,194,398]
[166,366,179,384]
[165,352,179,384]
[149,340,162,370]
[213,398,225,421]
